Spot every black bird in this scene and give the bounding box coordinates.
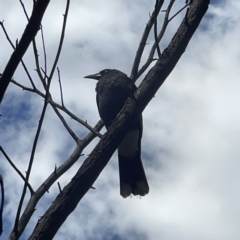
[84,69,149,198]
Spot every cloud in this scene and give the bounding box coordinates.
[1,0,240,239]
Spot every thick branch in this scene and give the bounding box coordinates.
[9,120,103,240]
[0,0,50,102]
[29,0,209,239]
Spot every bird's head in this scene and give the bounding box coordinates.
[84,69,112,80]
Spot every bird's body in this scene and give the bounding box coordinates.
[85,69,149,198]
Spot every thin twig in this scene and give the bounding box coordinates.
[0,0,50,103]
[154,0,161,58]
[51,104,80,143]
[11,120,103,238]
[57,67,64,107]
[135,0,190,80]
[136,0,176,80]
[0,21,15,49]
[11,79,103,138]
[0,175,4,236]
[49,0,70,81]
[168,2,190,22]
[32,39,46,89]
[0,21,36,90]
[40,26,47,79]
[19,0,30,21]
[13,72,52,234]
[0,147,34,194]
[130,0,164,81]
[57,182,62,192]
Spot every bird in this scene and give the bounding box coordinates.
[84,69,149,198]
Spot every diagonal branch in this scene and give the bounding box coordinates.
[51,105,80,143]
[28,0,209,239]
[154,0,162,58]
[136,0,175,80]
[130,0,164,80]
[0,22,36,90]
[0,175,4,236]
[13,54,53,238]
[49,0,70,81]
[10,79,103,138]
[0,0,50,102]
[0,147,34,194]
[9,120,103,239]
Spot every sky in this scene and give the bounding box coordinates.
[1,0,240,239]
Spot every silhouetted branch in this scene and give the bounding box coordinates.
[28,0,209,238]
[130,0,164,80]
[52,104,80,143]
[13,69,52,237]
[41,27,47,81]
[10,79,103,138]
[0,22,36,90]
[10,120,103,239]
[136,0,175,80]
[0,0,50,102]
[0,147,34,194]
[0,175,4,236]
[169,2,191,22]
[49,0,70,81]
[57,67,64,107]
[154,0,161,58]
[19,0,30,21]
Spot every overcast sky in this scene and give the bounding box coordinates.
[1,0,240,239]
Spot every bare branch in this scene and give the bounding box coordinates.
[52,104,80,143]
[154,0,161,58]
[0,175,4,236]
[32,39,47,89]
[0,147,34,194]
[41,26,48,80]
[10,79,103,138]
[130,0,164,80]
[169,2,190,23]
[10,120,103,238]
[136,0,175,80]
[0,0,50,102]
[28,1,209,238]
[49,0,70,81]
[57,182,62,193]
[19,0,30,21]
[0,22,36,90]
[13,33,53,236]
[57,67,64,107]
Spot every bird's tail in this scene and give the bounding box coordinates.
[118,153,149,198]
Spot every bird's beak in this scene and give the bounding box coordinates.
[84,73,101,80]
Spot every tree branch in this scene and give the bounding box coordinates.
[0,22,36,90]
[0,0,50,102]
[9,120,103,239]
[130,0,164,81]
[10,79,103,138]
[0,175,4,236]
[136,0,175,80]
[13,56,53,238]
[0,147,34,194]
[28,0,209,239]
[154,0,161,58]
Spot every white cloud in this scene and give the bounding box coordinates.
[1,0,240,239]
